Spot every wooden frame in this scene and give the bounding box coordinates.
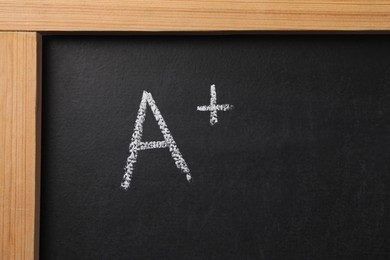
[1,1,390,259]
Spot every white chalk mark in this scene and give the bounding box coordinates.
[139,141,168,150]
[122,91,191,190]
[197,84,234,125]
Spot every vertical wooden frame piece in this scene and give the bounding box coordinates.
[0,32,41,260]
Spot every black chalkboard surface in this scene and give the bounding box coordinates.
[41,35,390,259]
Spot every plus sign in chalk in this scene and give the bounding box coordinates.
[197,84,234,125]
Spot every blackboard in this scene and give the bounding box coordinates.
[41,35,390,259]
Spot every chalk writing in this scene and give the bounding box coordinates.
[122,91,191,190]
[197,84,234,125]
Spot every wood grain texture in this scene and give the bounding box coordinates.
[1,0,390,31]
[0,32,40,260]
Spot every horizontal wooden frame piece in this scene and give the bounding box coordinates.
[1,0,390,31]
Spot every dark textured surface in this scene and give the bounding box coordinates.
[41,35,390,259]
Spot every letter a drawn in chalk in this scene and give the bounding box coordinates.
[122,91,191,190]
